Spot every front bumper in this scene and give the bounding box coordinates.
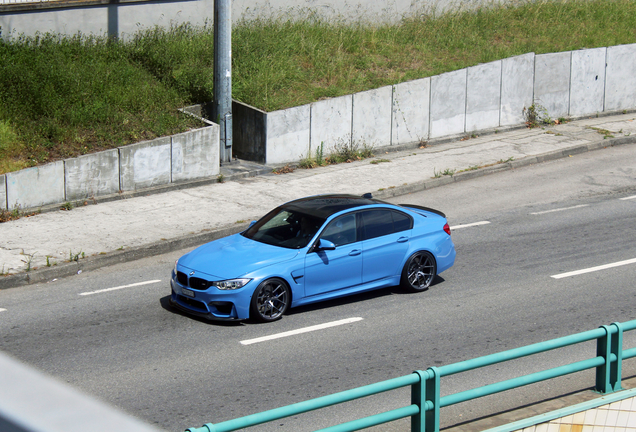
[170,274,251,321]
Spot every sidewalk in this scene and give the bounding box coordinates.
[1,113,635,289]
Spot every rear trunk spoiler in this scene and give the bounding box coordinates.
[398,204,446,218]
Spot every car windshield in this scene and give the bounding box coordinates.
[242,207,325,249]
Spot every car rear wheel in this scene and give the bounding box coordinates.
[401,251,436,292]
[250,278,290,322]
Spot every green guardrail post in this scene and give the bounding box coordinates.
[611,322,624,392]
[424,367,440,432]
[596,324,623,394]
[411,370,426,432]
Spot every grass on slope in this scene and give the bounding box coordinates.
[0,0,635,174]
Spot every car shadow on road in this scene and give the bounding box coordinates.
[159,275,445,325]
[286,275,445,317]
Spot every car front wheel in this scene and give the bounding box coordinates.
[250,278,290,322]
[401,251,436,293]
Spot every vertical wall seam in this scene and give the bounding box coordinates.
[170,137,173,184]
[390,85,395,146]
[309,103,313,155]
[464,68,469,134]
[499,61,503,127]
[428,77,433,138]
[567,51,573,117]
[603,47,609,113]
[63,160,67,202]
[350,94,354,146]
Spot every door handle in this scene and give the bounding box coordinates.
[397,237,409,243]
[349,249,362,256]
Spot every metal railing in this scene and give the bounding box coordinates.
[185,320,636,432]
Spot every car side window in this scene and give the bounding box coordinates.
[360,210,394,240]
[391,210,413,232]
[320,214,357,246]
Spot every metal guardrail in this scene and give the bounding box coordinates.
[185,320,636,432]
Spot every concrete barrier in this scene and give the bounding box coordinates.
[466,60,502,132]
[430,69,467,138]
[500,53,534,126]
[65,149,120,201]
[6,162,65,209]
[172,126,220,182]
[570,48,606,117]
[310,94,353,155]
[352,86,393,148]
[392,78,430,145]
[534,51,572,120]
[265,104,311,164]
[3,124,219,211]
[605,43,636,111]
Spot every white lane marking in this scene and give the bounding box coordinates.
[551,258,636,279]
[451,221,490,230]
[240,317,364,346]
[531,204,589,215]
[620,195,636,201]
[0,308,6,313]
[79,280,162,296]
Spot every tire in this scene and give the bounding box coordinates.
[250,278,291,322]
[400,251,436,293]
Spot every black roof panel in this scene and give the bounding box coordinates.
[282,194,386,219]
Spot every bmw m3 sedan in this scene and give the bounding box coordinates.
[170,194,455,322]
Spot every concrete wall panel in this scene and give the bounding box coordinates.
[430,69,467,138]
[569,48,606,117]
[352,86,392,149]
[119,137,171,191]
[500,53,534,126]
[0,174,6,210]
[392,78,430,145]
[466,61,502,132]
[1,0,215,41]
[65,149,120,201]
[6,161,65,210]
[605,43,636,111]
[310,95,353,155]
[534,51,571,119]
[172,126,220,182]
[266,105,311,164]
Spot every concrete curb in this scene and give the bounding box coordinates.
[1,134,634,290]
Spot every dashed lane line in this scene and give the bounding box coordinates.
[79,280,162,296]
[451,221,490,230]
[531,204,589,215]
[551,258,636,279]
[240,317,364,346]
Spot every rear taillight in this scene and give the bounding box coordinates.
[443,223,451,235]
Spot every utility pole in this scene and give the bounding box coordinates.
[213,0,232,164]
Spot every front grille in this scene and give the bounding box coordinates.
[177,295,208,312]
[176,271,188,286]
[189,277,212,290]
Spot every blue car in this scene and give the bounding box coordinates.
[170,194,455,322]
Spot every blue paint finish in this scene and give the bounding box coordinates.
[169,194,455,322]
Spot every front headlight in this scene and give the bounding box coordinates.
[213,278,252,290]
[173,260,178,275]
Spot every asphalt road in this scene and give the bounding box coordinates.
[0,145,635,432]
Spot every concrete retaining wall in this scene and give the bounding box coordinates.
[0,0,509,41]
[233,43,636,165]
[3,125,219,210]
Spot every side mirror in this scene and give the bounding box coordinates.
[248,220,257,228]
[316,239,336,251]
